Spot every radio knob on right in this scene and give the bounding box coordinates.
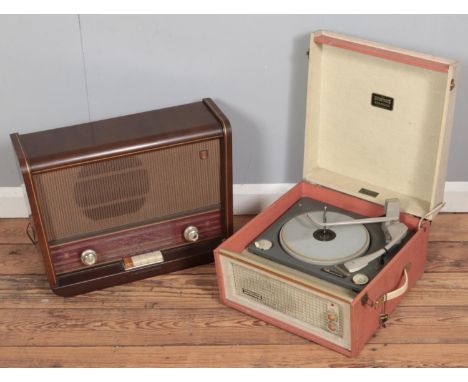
[183,226,199,242]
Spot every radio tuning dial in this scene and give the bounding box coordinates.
[81,249,97,266]
[183,226,199,242]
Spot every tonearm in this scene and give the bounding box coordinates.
[307,199,408,273]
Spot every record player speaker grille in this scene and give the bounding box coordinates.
[220,256,351,350]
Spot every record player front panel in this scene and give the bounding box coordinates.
[218,251,352,350]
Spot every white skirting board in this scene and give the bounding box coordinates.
[0,182,467,218]
[0,186,31,218]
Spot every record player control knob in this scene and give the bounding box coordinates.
[254,239,273,251]
[81,249,97,266]
[184,226,199,242]
[352,273,369,285]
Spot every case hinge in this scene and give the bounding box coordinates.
[418,202,445,230]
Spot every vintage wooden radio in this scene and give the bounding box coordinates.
[214,31,458,356]
[11,98,232,296]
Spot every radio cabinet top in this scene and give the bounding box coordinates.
[13,99,226,173]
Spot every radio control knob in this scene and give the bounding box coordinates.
[327,322,337,332]
[81,249,97,266]
[327,312,338,322]
[183,226,199,242]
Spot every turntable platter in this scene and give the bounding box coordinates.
[279,211,370,265]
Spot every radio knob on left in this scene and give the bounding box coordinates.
[81,249,98,266]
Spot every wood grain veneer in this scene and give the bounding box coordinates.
[52,209,222,274]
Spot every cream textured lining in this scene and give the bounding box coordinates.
[303,31,458,219]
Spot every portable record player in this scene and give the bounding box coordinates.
[214,30,459,356]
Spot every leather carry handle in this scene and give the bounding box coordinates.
[383,268,408,302]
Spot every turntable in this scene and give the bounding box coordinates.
[248,197,413,292]
[214,30,458,356]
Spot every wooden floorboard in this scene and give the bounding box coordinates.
[0,213,467,367]
[1,344,467,367]
[0,305,467,347]
[0,218,30,244]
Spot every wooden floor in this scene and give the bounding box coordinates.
[1,214,468,367]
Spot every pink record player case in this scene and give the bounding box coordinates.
[214,30,459,357]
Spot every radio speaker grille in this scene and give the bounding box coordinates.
[33,139,221,242]
[75,156,150,221]
[230,263,345,338]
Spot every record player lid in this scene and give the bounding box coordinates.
[303,30,459,219]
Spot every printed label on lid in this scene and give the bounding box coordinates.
[371,93,394,111]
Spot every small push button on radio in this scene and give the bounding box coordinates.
[184,226,199,242]
[81,249,97,266]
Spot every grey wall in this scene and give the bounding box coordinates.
[1,15,467,186]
